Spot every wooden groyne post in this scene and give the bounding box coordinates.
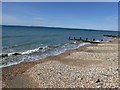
[101,39,103,41]
[93,38,95,41]
[74,37,76,40]
[69,36,71,40]
[68,36,100,42]
[80,37,81,40]
[86,38,88,41]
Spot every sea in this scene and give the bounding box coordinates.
[1,25,118,68]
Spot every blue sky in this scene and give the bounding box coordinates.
[2,2,118,30]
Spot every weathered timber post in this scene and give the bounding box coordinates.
[80,37,81,40]
[74,37,76,40]
[93,38,95,41]
[69,36,71,40]
[101,39,103,41]
[86,38,88,41]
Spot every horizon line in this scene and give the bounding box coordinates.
[2,24,117,32]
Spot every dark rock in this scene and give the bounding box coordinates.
[59,72,62,75]
[2,54,8,58]
[37,73,42,75]
[116,68,119,71]
[81,77,83,80]
[39,47,43,50]
[96,79,100,83]
[12,53,21,56]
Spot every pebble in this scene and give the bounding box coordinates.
[23,44,119,88]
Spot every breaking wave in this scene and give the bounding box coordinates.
[1,42,89,68]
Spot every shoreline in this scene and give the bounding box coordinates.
[1,42,90,68]
[2,44,90,79]
[1,36,118,69]
[2,40,119,88]
[1,40,117,69]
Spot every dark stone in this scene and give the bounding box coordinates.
[58,72,62,75]
[81,77,83,80]
[12,53,21,56]
[96,79,100,83]
[39,47,43,49]
[2,54,8,58]
[37,73,42,75]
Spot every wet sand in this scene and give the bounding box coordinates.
[2,41,119,88]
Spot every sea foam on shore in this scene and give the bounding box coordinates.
[1,42,89,68]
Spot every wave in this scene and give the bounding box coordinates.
[1,46,49,58]
[0,59,24,68]
[1,42,90,68]
[1,39,107,59]
[3,42,88,58]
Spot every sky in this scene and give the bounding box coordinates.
[2,0,120,2]
[2,2,118,31]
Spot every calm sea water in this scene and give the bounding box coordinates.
[1,25,117,68]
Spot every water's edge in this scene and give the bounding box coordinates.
[1,42,90,68]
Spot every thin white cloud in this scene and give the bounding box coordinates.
[105,15,118,30]
[106,15,118,22]
[3,14,20,25]
[32,17,44,21]
[2,14,118,31]
[3,14,45,26]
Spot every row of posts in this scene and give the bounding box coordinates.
[69,36,103,41]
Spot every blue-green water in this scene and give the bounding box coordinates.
[1,25,117,67]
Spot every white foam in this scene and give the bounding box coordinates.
[8,52,16,56]
[0,58,24,68]
[21,47,41,55]
[94,40,100,42]
[1,43,90,68]
[1,46,49,58]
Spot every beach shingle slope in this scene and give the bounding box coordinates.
[24,44,118,88]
